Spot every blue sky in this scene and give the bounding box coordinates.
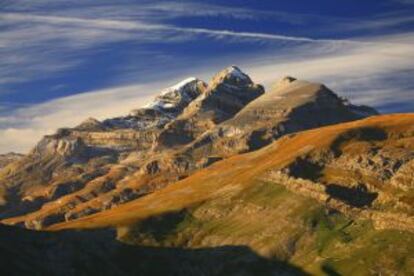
[1,0,414,152]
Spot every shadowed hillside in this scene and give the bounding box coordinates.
[0,225,307,276]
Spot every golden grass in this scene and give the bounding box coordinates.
[45,113,414,230]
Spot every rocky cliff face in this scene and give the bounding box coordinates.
[0,66,377,229]
[156,66,264,148]
[182,77,378,160]
[0,153,23,169]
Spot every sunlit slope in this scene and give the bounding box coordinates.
[14,113,410,275]
[49,114,414,231]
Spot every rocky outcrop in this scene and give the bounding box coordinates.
[156,66,264,148]
[0,153,23,168]
[260,119,414,232]
[32,135,87,158]
[264,170,414,233]
[390,159,414,191]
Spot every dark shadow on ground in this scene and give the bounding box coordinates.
[326,184,378,208]
[330,127,388,157]
[0,224,309,276]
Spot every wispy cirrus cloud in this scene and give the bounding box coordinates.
[0,10,360,90]
[247,33,414,113]
[0,12,182,87]
[2,31,414,153]
[0,0,411,89]
[0,12,328,42]
[393,0,414,5]
[1,0,414,154]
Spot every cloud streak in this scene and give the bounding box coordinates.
[0,82,161,153]
[0,10,363,90]
[247,33,414,110]
[2,31,414,153]
[1,1,411,87]
[1,1,414,153]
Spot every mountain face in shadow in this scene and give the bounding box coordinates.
[0,225,307,276]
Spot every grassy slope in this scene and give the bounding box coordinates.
[50,114,414,230]
[117,179,414,275]
[47,114,414,275]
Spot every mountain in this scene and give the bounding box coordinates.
[0,66,413,275]
[0,66,377,230]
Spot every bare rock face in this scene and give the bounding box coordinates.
[391,160,414,191]
[0,66,379,229]
[182,78,378,163]
[156,66,264,148]
[0,153,23,169]
[32,135,87,158]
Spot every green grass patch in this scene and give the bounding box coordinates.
[236,180,290,207]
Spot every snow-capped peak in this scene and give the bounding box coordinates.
[142,77,206,113]
[160,77,198,96]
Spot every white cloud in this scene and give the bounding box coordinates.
[1,1,411,87]
[0,12,181,86]
[246,33,414,108]
[0,82,164,153]
[2,32,414,153]
[249,36,414,84]
[0,10,360,87]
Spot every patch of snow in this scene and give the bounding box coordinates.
[143,100,162,109]
[160,77,198,96]
[142,77,200,112]
[104,116,168,130]
[143,99,177,111]
[226,66,249,80]
[161,102,176,109]
[103,77,203,131]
